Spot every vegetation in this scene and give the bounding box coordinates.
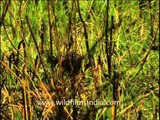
[0,0,159,119]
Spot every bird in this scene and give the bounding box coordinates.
[62,51,83,75]
[47,51,83,75]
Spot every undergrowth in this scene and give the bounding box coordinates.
[0,0,159,120]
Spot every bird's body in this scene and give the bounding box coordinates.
[62,51,83,75]
[47,51,83,75]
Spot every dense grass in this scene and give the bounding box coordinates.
[0,0,159,119]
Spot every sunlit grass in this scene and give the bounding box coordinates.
[0,0,159,119]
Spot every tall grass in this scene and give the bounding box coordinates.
[0,0,159,119]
